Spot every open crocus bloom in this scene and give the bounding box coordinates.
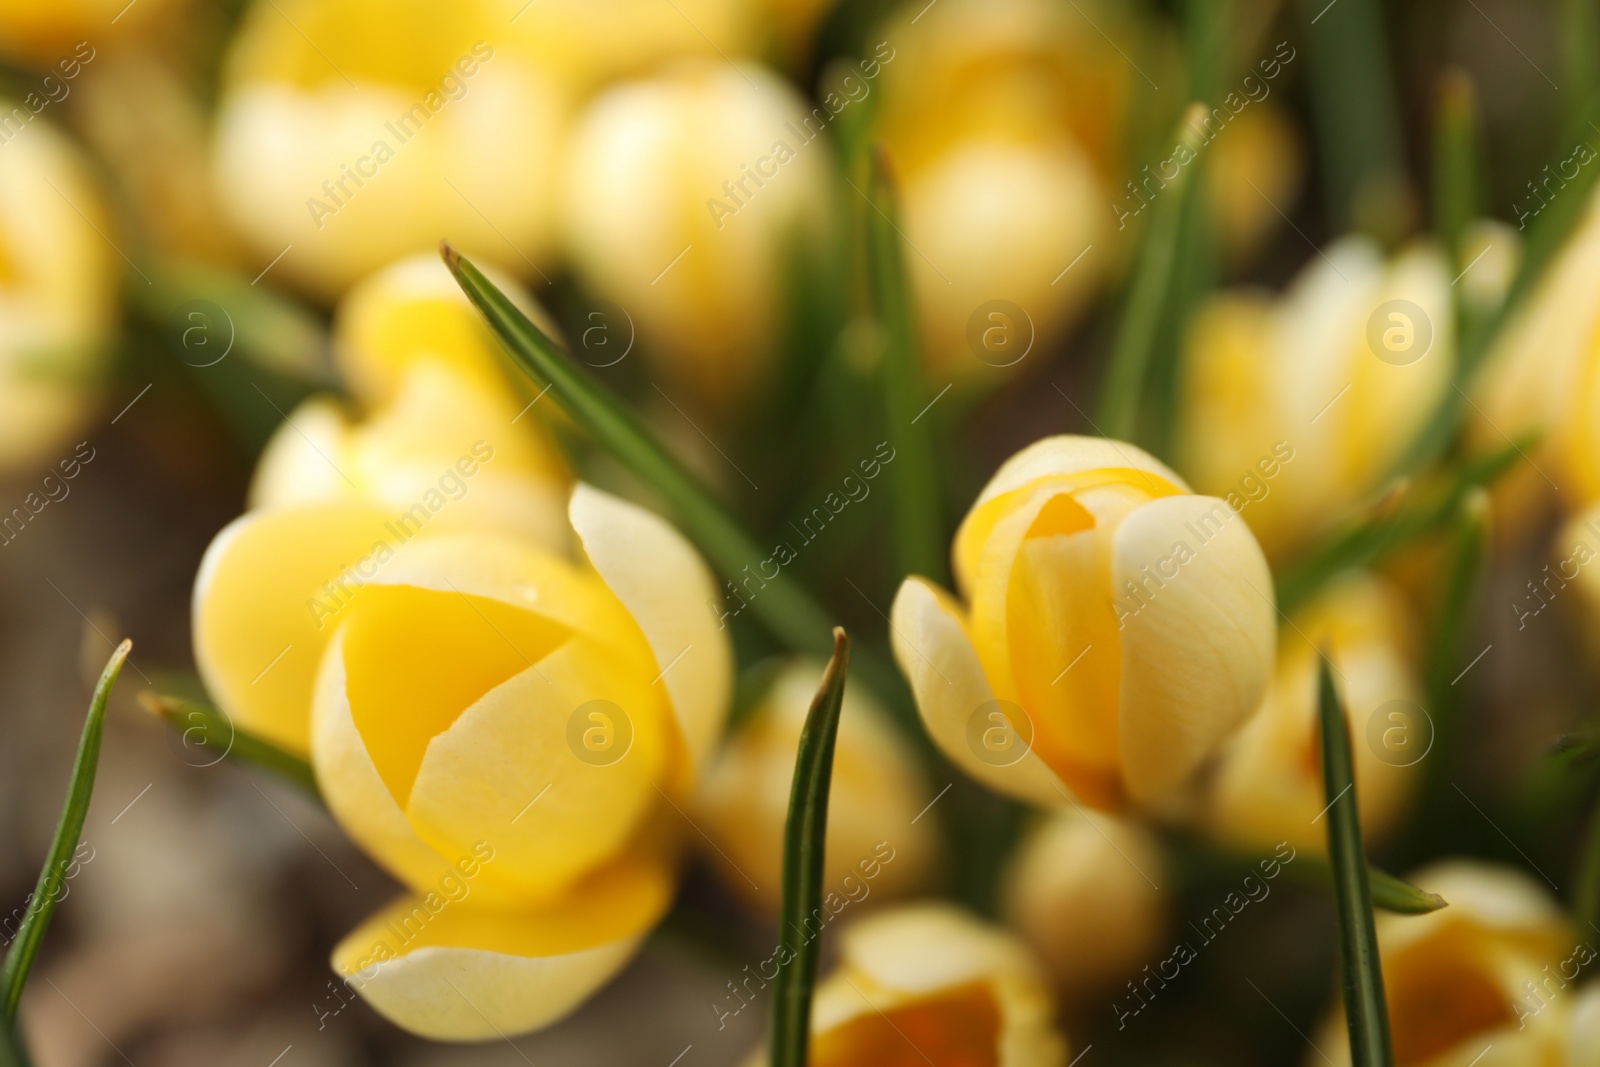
[891,435,1275,811]
[195,483,731,1038]
[1206,572,1422,854]
[745,902,1067,1067]
[1313,861,1579,1066]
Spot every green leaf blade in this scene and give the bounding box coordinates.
[139,692,321,800]
[770,628,851,1067]
[867,148,945,585]
[1,640,130,1027]
[1318,657,1394,1067]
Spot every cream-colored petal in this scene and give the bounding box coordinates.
[568,482,733,784]
[405,636,670,906]
[331,853,673,1041]
[192,500,397,756]
[972,435,1188,511]
[1112,495,1275,803]
[890,578,1067,809]
[248,396,354,510]
[311,631,459,894]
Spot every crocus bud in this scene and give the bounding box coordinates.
[1180,237,1454,561]
[1001,809,1167,1001]
[560,61,836,413]
[1206,573,1422,854]
[891,435,1275,811]
[1311,861,1577,1066]
[695,660,938,912]
[212,0,566,298]
[0,104,117,474]
[742,902,1069,1066]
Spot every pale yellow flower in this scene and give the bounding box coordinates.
[212,0,566,298]
[195,483,732,1038]
[744,902,1069,1067]
[695,660,938,912]
[1312,861,1579,1067]
[890,435,1275,811]
[560,61,836,413]
[1000,809,1168,1000]
[1180,236,1454,561]
[872,0,1145,378]
[0,103,118,474]
[1206,573,1422,855]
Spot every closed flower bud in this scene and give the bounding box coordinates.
[873,0,1145,378]
[1206,573,1422,855]
[560,62,835,413]
[194,483,732,1038]
[743,902,1069,1067]
[891,435,1275,811]
[1180,237,1454,560]
[695,660,938,912]
[0,105,117,474]
[250,257,569,549]
[213,0,566,298]
[1312,861,1579,1066]
[1000,809,1167,1000]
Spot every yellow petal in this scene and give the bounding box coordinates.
[568,482,733,785]
[889,578,1067,809]
[806,902,1067,1067]
[312,631,463,892]
[248,396,356,510]
[1111,495,1275,803]
[405,633,670,905]
[331,851,674,1041]
[193,500,396,755]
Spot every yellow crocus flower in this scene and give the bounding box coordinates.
[559,61,836,414]
[1180,236,1454,562]
[743,901,1069,1067]
[890,435,1275,812]
[872,0,1143,379]
[1206,573,1422,855]
[195,483,732,1038]
[1001,808,1168,1001]
[212,0,567,299]
[1312,861,1580,1067]
[0,103,118,474]
[695,659,939,912]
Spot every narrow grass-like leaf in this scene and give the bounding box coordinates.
[1287,855,1448,914]
[867,148,945,584]
[1295,0,1409,236]
[440,243,841,664]
[1319,657,1395,1067]
[1564,0,1600,138]
[1278,438,1524,614]
[138,692,321,799]
[1430,70,1484,262]
[0,1027,27,1067]
[770,628,851,1067]
[1,641,129,1027]
[1098,104,1209,443]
